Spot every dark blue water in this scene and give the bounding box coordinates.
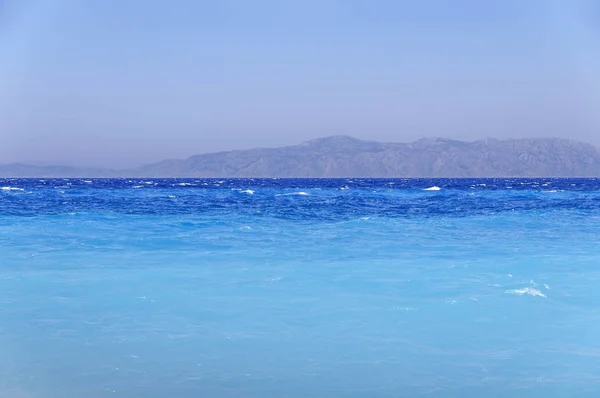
[2,178,600,397]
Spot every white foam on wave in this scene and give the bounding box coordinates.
[132,185,143,189]
[241,189,254,195]
[504,287,546,298]
[1,187,24,191]
[424,186,441,191]
[276,191,310,196]
[177,182,194,186]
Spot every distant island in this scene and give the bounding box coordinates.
[2,136,600,178]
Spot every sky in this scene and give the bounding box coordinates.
[1,0,599,168]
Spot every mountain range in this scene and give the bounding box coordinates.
[2,136,600,178]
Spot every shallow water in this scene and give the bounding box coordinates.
[1,178,600,397]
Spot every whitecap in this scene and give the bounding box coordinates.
[132,185,143,189]
[277,191,309,196]
[424,186,441,191]
[1,187,24,191]
[241,189,254,195]
[504,287,546,298]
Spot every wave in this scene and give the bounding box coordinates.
[504,287,546,298]
[276,192,310,196]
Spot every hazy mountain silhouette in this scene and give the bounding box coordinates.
[2,136,600,177]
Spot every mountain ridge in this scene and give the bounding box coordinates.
[2,136,600,178]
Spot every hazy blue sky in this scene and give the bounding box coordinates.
[1,0,599,167]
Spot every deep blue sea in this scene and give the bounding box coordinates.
[2,178,600,398]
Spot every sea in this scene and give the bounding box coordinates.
[1,178,600,398]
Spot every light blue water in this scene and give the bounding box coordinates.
[1,178,600,397]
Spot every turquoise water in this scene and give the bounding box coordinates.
[1,178,600,397]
